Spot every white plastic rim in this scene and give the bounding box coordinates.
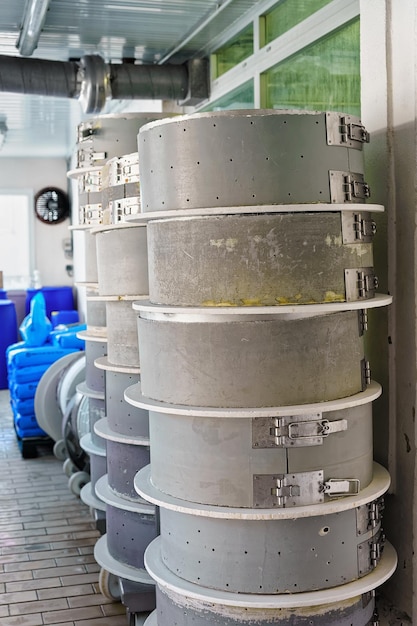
[94,417,149,446]
[134,463,390,521]
[87,294,148,302]
[80,482,106,512]
[67,165,102,180]
[144,612,157,625]
[85,326,107,338]
[90,221,147,235]
[80,433,106,457]
[144,537,397,609]
[124,380,382,419]
[96,474,155,514]
[77,330,108,343]
[94,355,140,375]
[94,534,155,585]
[133,294,392,320]
[125,203,385,223]
[76,381,105,400]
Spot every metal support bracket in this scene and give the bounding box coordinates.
[345,268,378,301]
[253,471,360,508]
[330,170,371,203]
[326,112,370,148]
[341,211,377,244]
[252,414,347,448]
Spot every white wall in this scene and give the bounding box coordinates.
[361,0,416,619]
[0,157,73,288]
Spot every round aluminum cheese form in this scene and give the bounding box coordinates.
[83,229,98,283]
[138,110,368,212]
[94,534,155,586]
[95,418,150,501]
[93,223,149,296]
[140,384,380,508]
[95,357,149,437]
[136,468,387,594]
[147,210,376,306]
[86,290,107,335]
[144,537,397,621]
[136,306,365,407]
[73,112,173,172]
[80,434,107,491]
[80,335,107,393]
[105,297,140,367]
[96,475,157,569]
[150,590,376,625]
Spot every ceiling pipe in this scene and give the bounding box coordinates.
[0,54,209,113]
[16,0,52,57]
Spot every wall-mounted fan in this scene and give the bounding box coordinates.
[34,187,70,224]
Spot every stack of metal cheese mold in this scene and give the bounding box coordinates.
[70,113,174,617]
[66,113,165,526]
[123,110,397,626]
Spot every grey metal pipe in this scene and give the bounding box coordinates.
[0,54,79,98]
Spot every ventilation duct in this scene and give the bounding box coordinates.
[0,54,208,113]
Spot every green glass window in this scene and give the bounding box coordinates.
[262,0,333,45]
[211,24,254,79]
[262,19,360,116]
[202,80,254,111]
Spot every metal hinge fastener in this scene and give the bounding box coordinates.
[326,112,370,147]
[345,268,378,301]
[252,414,347,448]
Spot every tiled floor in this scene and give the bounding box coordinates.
[0,389,128,626]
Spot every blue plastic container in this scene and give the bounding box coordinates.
[51,310,79,328]
[0,300,18,389]
[0,289,7,300]
[25,286,75,317]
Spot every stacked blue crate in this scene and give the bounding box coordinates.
[7,343,82,440]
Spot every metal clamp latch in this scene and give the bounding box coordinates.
[345,268,378,301]
[253,471,325,508]
[330,170,371,203]
[320,478,360,497]
[110,197,141,223]
[252,414,347,448]
[341,212,377,244]
[340,117,370,144]
[253,471,360,508]
[78,121,96,142]
[79,203,103,225]
[343,174,371,202]
[90,151,107,162]
[354,212,377,240]
[326,113,370,147]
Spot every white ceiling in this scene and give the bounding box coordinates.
[0,0,260,159]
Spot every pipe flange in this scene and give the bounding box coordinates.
[78,55,111,114]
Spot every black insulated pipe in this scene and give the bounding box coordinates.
[109,62,188,102]
[0,54,79,98]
